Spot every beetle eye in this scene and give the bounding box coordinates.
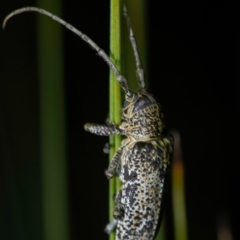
[123,100,130,107]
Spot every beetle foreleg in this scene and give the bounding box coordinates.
[84,123,121,136]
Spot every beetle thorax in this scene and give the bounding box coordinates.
[120,92,164,141]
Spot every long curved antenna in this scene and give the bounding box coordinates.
[123,4,145,90]
[3,6,132,97]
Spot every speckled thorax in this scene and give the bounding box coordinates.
[120,91,164,141]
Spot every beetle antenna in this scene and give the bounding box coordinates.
[3,7,133,97]
[123,4,145,90]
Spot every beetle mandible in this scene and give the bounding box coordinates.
[3,4,174,240]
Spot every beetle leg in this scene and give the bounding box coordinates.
[104,190,124,234]
[105,146,123,179]
[103,143,110,154]
[105,117,116,126]
[105,219,118,234]
[113,189,125,220]
[84,123,122,136]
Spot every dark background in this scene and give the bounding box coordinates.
[0,0,239,240]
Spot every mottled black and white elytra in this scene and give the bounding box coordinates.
[3,4,174,240]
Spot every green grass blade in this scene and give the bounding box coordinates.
[36,1,69,240]
[172,131,188,240]
[109,1,148,240]
[109,1,122,240]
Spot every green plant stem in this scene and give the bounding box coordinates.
[109,1,148,240]
[37,0,69,239]
[172,132,188,240]
[109,1,122,240]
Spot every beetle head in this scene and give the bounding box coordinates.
[120,91,164,139]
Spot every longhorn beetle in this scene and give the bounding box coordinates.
[3,4,174,240]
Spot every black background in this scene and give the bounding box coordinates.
[0,0,239,240]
